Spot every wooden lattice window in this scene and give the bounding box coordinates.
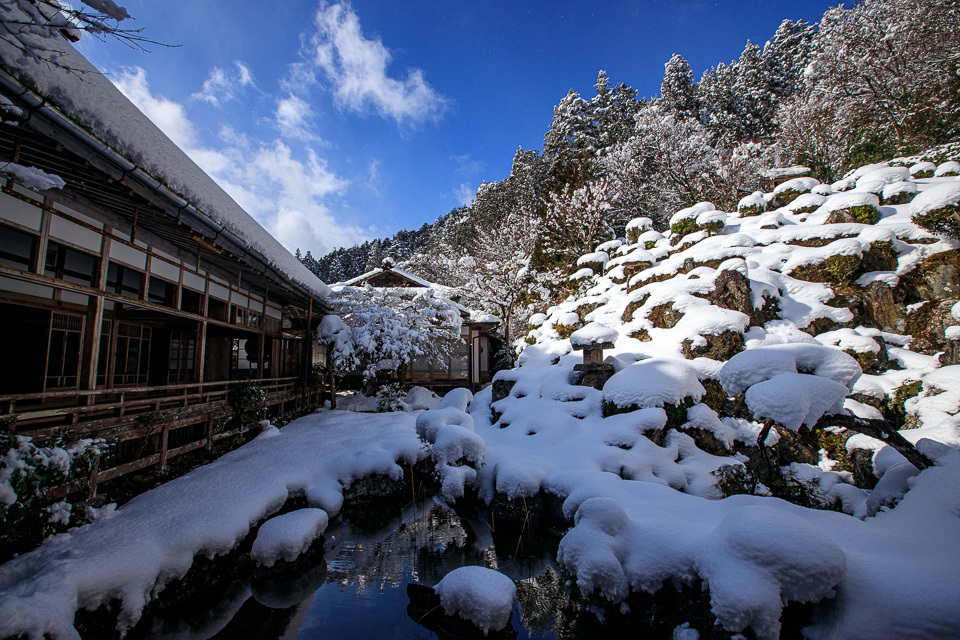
[45,312,83,389]
[114,323,151,386]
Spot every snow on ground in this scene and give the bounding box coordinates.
[2,166,959,640]
[470,168,960,638]
[434,565,517,633]
[0,412,426,639]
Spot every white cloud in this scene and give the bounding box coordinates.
[109,67,368,257]
[455,183,475,206]
[307,1,448,125]
[451,153,483,176]
[192,61,255,106]
[275,94,317,139]
[113,67,198,150]
[366,158,381,196]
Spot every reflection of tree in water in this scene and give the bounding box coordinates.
[325,502,484,594]
[515,567,584,640]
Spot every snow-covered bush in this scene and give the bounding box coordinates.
[1,435,109,547]
[909,181,960,239]
[227,381,266,432]
[319,284,463,382]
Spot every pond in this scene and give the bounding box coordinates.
[130,499,572,640]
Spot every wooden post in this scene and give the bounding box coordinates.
[301,298,313,405]
[205,413,214,451]
[81,237,110,400]
[328,343,337,409]
[159,423,170,471]
[87,452,100,499]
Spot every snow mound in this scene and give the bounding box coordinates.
[604,358,705,410]
[434,565,517,633]
[719,344,862,395]
[935,161,960,177]
[774,177,819,195]
[697,505,846,639]
[744,373,849,430]
[820,191,880,213]
[440,387,474,412]
[670,202,715,225]
[570,322,618,348]
[406,386,441,411]
[250,509,328,568]
[856,166,910,187]
[909,181,960,218]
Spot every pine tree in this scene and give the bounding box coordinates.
[763,19,815,99]
[660,54,698,119]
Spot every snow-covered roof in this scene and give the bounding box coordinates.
[0,21,329,300]
[340,266,434,288]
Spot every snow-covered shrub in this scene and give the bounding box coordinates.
[910,161,936,179]
[626,217,654,243]
[1,435,109,547]
[821,191,881,225]
[774,177,819,205]
[376,382,406,412]
[909,181,960,239]
[738,192,767,217]
[935,161,960,178]
[881,180,917,205]
[227,381,266,432]
[785,192,826,214]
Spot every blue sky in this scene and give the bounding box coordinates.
[77,0,835,258]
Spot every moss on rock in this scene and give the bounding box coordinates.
[681,330,745,361]
[670,217,700,237]
[913,204,960,239]
[646,302,683,329]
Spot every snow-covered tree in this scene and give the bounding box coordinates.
[537,178,617,270]
[806,0,960,155]
[319,285,463,383]
[543,89,594,157]
[603,105,765,223]
[763,18,815,99]
[660,53,698,119]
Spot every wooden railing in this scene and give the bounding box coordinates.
[1,377,326,495]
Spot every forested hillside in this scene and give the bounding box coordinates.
[302,0,959,350]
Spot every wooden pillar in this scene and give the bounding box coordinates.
[328,344,337,409]
[81,237,110,392]
[197,276,210,383]
[159,423,169,471]
[301,298,313,405]
[196,319,207,384]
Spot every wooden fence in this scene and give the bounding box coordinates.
[1,377,326,497]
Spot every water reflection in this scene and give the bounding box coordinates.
[135,499,565,640]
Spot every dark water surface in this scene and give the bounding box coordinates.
[139,500,565,640]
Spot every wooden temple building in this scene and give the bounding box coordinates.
[0,28,331,485]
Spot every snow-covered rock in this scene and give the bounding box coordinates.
[434,566,517,633]
[250,509,328,568]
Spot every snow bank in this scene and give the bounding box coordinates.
[250,509,328,568]
[0,411,426,638]
[434,565,517,633]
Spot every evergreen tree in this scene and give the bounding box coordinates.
[660,54,698,119]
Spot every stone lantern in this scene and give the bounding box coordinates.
[570,322,617,389]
